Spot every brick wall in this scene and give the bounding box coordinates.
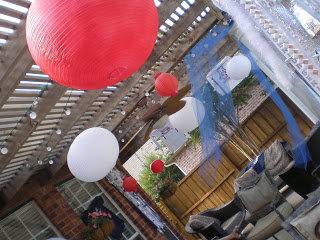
[172,143,202,175]
[0,167,85,240]
[112,164,188,240]
[33,184,84,240]
[0,165,187,240]
[237,84,268,123]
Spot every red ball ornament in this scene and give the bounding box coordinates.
[123,177,138,193]
[150,159,164,174]
[26,0,159,90]
[154,72,179,97]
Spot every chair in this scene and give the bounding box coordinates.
[185,197,247,239]
[185,170,293,240]
[236,170,294,240]
[279,121,320,198]
[234,140,294,193]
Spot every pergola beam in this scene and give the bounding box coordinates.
[0,1,234,202]
[106,10,218,133]
[2,89,104,201]
[49,0,211,176]
[0,82,67,174]
[0,0,186,199]
[0,17,35,109]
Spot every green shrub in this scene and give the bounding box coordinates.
[189,127,201,149]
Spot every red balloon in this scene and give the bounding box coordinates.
[154,72,179,97]
[122,177,138,193]
[26,0,158,90]
[150,159,164,174]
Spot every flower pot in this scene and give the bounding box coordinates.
[101,220,115,237]
[160,182,178,200]
[91,228,104,240]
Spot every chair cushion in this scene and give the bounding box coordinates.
[264,140,291,176]
[291,201,320,240]
[274,229,295,240]
[221,211,244,235]
[234,167,259,189]
[237,172,276,214]
[185,215,221,234]
[246,201,294,240]
[266,237,276,240]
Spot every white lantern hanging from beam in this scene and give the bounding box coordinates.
[169,97,205,133]
[67,127,119,182]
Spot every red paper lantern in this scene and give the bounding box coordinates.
[26,0,158,90]
[123,177,138,193]
[154,72,179,97]
[150,159,164,174]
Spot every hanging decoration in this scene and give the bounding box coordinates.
[226,55,251,80]
[140,84,191,141]
[122,177,138,193]
[154,72,179,97]
[150,159,164,174]
[236,40,311,169]
[67,127,119,182]
[26,0,159,90]
[184,20,311,187]
[184,23,238,187]
[169,97,205,133]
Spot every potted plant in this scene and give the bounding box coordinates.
[157,179,178,200]
[81,210,114,240]
[139,152,184,202]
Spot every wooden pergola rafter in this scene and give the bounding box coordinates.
[0,0,238,204]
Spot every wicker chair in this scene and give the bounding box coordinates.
[236,170,294,240]
[185,197,247,239]
[185,170,293,240]
[234,140,294,193]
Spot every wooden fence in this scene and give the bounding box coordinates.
[160,90,314,239]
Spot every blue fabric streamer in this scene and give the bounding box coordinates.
[185,22,237,187]
[184,20,311,187]
[236,41,311,169]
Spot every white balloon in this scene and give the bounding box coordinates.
[226,55,251,81]
[67,127,119,182]
[169,97,205,133]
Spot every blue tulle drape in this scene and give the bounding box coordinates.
[185,22,237,187]
[237,41,311,169]
[184,21,311,187]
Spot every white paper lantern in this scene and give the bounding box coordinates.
[169,97,205,133]
[67,127,119,182]
[226,55,251,81]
